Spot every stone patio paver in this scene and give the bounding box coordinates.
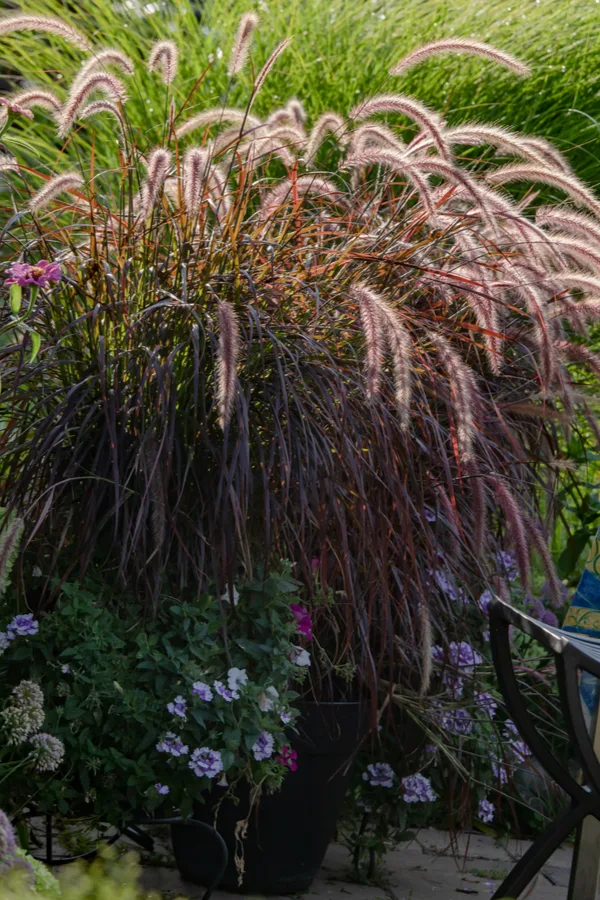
[138,830,574,900]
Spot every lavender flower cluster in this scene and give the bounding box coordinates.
[0,613,39,657]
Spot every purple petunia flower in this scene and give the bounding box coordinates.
[0,632,12,652]
[188,747,223,779]
[7,614,39,637]
[5,260,62,288]
[478,589,494,616]
[497,550,517,581]
[252,730,275,761]
[192,681,213,702]
[290,604,313,640]
[156,732,189,757]
[167,695,187,719]
[402,773,437,803]
[227,667,248,693]
[61,664,71,675]
[213,680,238,702]
[438,707,473,736]
[476,692,497,718]
[280,710,292,725]
[155,783,170,795]
[362,762,395,788]
[478,797,495,823]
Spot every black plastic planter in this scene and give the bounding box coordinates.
[171,701,362,894]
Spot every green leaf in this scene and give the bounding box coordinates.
[557,528,590,578]
[9,283,22,314]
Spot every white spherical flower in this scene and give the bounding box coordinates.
[29,733,65,772]
[258,686,279,712]
[290,646,311,667]
[227,667,248,693]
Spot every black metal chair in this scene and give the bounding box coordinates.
[489,596,600,900]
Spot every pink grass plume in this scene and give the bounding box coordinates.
[390,38,530,78]
[229,12,259,76]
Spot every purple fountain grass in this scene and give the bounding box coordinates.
[389,38,530,78]
[350,123,406,155]
[183,147,211,215]
[9,88,61,114]
[0,14,90,50]
[140,148,172,217]
[492,479,532,588]
[305,113,348,163]
[351,93,448,159]
[486,163,600,219]
[175,108,262,139]
[429,332,479,463]
[536,206,600,248]
[79,100,127,139]
[75,48,135,84]
[28,171,84,213]
[57,71,127,138]
[352,284,385,399]
[228,12,259,76]
[217,300,240,429]
[519,137,572,174]
[249,37,293,110]
[286,100,306,127]
[259,175,346,220]
[440,124,552,167]
[147,40,178,85]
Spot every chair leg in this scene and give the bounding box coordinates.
[492,802,587,900]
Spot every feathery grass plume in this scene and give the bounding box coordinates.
[351,93,447,158]
[249,37,292,109]
[550,297,600,329]
[350,122,406,155]
[305,113,347,163]
[429,332,479,461]
[0,153,18,172]
[548,234,600,274]
[351,284,385,399]
[343,147,440,220]
[0,15,90,50]
[370,293,413,426]
[79,99,127,139]
[217,300,240,429]
[140,147,171,216]
[492,480,530,588]
[519,137,572,174]
[390,38,530,78]
[555,341,600,380]
[537,206,600,248]
[0,512,24,600]
[29,171,84,213]
[525,515,569,610]
[228,12,259,76]
[236,135,296,169]
[441,124,551,166]
[75,49,135,85]
[286,99,306,126]
[58,71,127,138]
[9,88,61,114]
[147,40,178,85]
[182,146,212,215]
[175,108,262,139]
[259,174,345,220]
[418,599,433,697]
[465,459,486,558]
[486,164,600,219]
[264,124,306,148]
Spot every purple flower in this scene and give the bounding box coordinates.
[290,646,311,667]
[280,710,292,725]
[0,97,34,120]
[0,632,12,652]
[402,773,437,803]
[509,739,531,763]
[252,730,275,761]
[362,762,395,788]
[155,783,170,795]
[476,692,497,718]
[290,604,312,640]
[430,569,463,602]
[433,641,482,672]
[478,797,495,823]
[504,719,519,737]
[491,759,508,785]
[424,743,438,756]
[60,664,71,675]
[167,695,187,719]
[156,732,189,757]
[276,745,298,771]
[213,680,238,702]
[438,707,473,735]
[540,579,568,610]
[497,550,517,581]
[311,557,320,570]
[7,614,39,637]
[192,681,213,701]
[5,260,62,288]
[424,506,437,522]
[189,747,223,779]
[478,589,493,616]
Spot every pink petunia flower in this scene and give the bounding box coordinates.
[276,744,298,772]
[5,260,62,288]
[290,603,312,640]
